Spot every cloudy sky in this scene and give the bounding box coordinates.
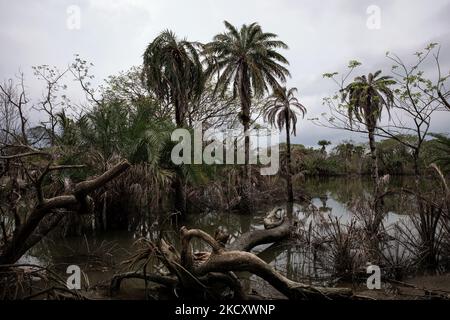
[1,0,449,147]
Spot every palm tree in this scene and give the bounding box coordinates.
[143,30,205,128]
[334,141,355,173]
[264,87,306,202]
[317,140,331,154]
[143,30,205,215]
[353,145,366,174]
[204,21,290,208]
[343,70,395,189]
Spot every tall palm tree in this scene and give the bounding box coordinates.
[143,30,205,128]
[353,145,366,175]
[264,87,306,202]
[317,140,331,154]
[143,30,205,215]
[204,21,290,208]
[343,70,395,189]
[334,142,355,174]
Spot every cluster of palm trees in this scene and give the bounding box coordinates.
[142,21,398,212]
[142,21,305,211]
[33,21,398,223]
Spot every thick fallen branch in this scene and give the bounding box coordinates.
[109,270,248,299]
[180,226,353,300]
[0,263,86,300]
[112,207,353,300]
[0,160,130,264]
[110,271,178,292]
[229,219,291,252]
[0,151,49,160]
[229,207,291,252]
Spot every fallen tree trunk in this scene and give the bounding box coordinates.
[0,160,130,264]
[179,226,352,300]
[110,271,178,292]
[229,218,291,252]
[195,250,351,299]
[111,206,353,300]
[110,270,247,299]
[229,206,292,252]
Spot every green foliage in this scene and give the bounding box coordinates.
[347,60,362,69]
[204,21,290,125]
[264,87,306,135]
[376,136,414,175]
[143,30,205,127]
[322,72,338,79]
[292,135,450,177]
[317,140,331,154]
[426,133,450,172]
[343,70,395,129]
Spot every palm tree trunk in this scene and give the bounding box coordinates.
[368,123,383,237]
[173,98,187,216]
[241,107,251,211]
[175,98,187,128]
[367,126,379,191]
[239,73,252,212]
[285,111,294,203]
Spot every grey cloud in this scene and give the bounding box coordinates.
[0,0,449,147]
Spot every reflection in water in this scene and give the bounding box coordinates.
[24,176,416,297]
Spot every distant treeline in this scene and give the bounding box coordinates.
[286,134,450,177]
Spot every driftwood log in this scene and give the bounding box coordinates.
[229,207,290,252]
[111,206,353,300]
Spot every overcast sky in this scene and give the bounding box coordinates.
[1,0,449,147]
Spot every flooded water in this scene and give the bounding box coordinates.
[22,176,417,298]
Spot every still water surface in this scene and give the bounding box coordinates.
[23,176,416,298]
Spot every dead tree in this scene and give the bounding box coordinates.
[0,155,130,264]
[0,63,131,265]
[111,207,353,300]
[0,75,29,145]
